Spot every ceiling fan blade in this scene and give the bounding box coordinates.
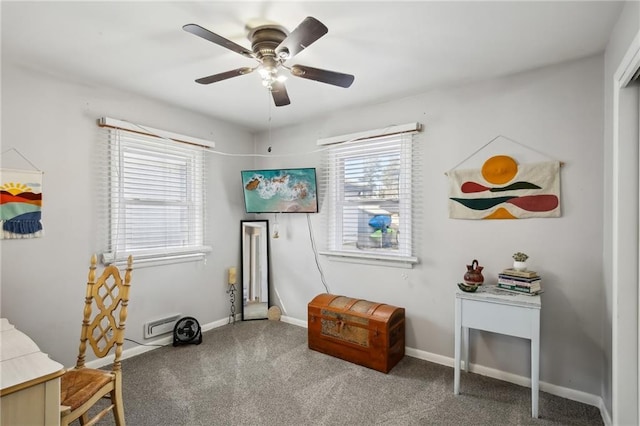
[270,81,291,107]
[275,17,328,60]
[290,65,355,88]
[183,23,254,59]
[195,67,254,85]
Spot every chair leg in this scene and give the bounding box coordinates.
[111,387,125,426]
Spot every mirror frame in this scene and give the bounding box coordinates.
[240,220,271,321]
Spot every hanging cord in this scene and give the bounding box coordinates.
[267,94,281,240]
[113,117,333,158]
[116,119,403,159]
[306,213,330,294]
[207,147,330,158]
[110,129,124,264]
[124,337,169,347]
[446,134,564,174]
[500,135,562,159]
[448,135,502,171]
[1,148,42,171]
[272,213,280,239]
[268,89,273,151]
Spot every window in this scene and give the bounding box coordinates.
[98,118,212,265]
[319,123,421,266]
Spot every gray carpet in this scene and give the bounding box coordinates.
[93,320,603,425]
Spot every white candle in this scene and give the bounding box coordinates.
[228,267,237,285]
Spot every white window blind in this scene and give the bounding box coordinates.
[319,124,422,265]
[97,119,211,265]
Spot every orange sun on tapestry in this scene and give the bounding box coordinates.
[448,156,560,219]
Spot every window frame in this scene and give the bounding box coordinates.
[99,118,212,266]
[318,123,420,268]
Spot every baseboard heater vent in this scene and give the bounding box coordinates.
[144,314,181,338]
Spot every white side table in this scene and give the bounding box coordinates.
[454,286,541,418]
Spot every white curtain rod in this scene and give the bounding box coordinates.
[98,117,216,148]
[317,122,422,146]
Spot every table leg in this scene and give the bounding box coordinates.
[531,310,540,418]
[463,326,469,371]
[454,297,461,395]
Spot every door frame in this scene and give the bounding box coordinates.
[612,28,640,426]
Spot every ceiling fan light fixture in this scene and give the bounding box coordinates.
[277,48,290,60]
[184,16,353,106]
[258,66,272,79]
[260,70,287,90]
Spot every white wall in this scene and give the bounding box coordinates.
[603,1,640,423]
[0,35,617,413]
[255,54,606,398]
[0,61,254,367]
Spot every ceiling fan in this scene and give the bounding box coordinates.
[183,16,355,107]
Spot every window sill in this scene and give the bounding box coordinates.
[319,250,418,269]
[103,247,212,268]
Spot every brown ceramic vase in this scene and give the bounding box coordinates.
[464,259,484,286]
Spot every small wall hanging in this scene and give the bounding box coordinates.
[446,136,562,220]
[1,149,44,238]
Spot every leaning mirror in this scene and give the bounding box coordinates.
[240,220,270,320]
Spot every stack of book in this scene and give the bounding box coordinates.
[497,268,542,295]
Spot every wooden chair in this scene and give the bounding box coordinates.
[60,254,133,426]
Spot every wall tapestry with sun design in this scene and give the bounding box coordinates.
[448,155,560,219]
[0,169,44,238]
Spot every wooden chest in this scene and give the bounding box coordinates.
[307,293,405,373]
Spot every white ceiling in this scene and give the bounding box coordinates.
[1,1,624,132]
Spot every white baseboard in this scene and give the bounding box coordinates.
[84,317,230,369]
[600,400,612,426]
[405,346,606,423]
[287,317,607,424]
[280,315,307,328]
[85,315,609,425]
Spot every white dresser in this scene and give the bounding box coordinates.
[1,318,65,426]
